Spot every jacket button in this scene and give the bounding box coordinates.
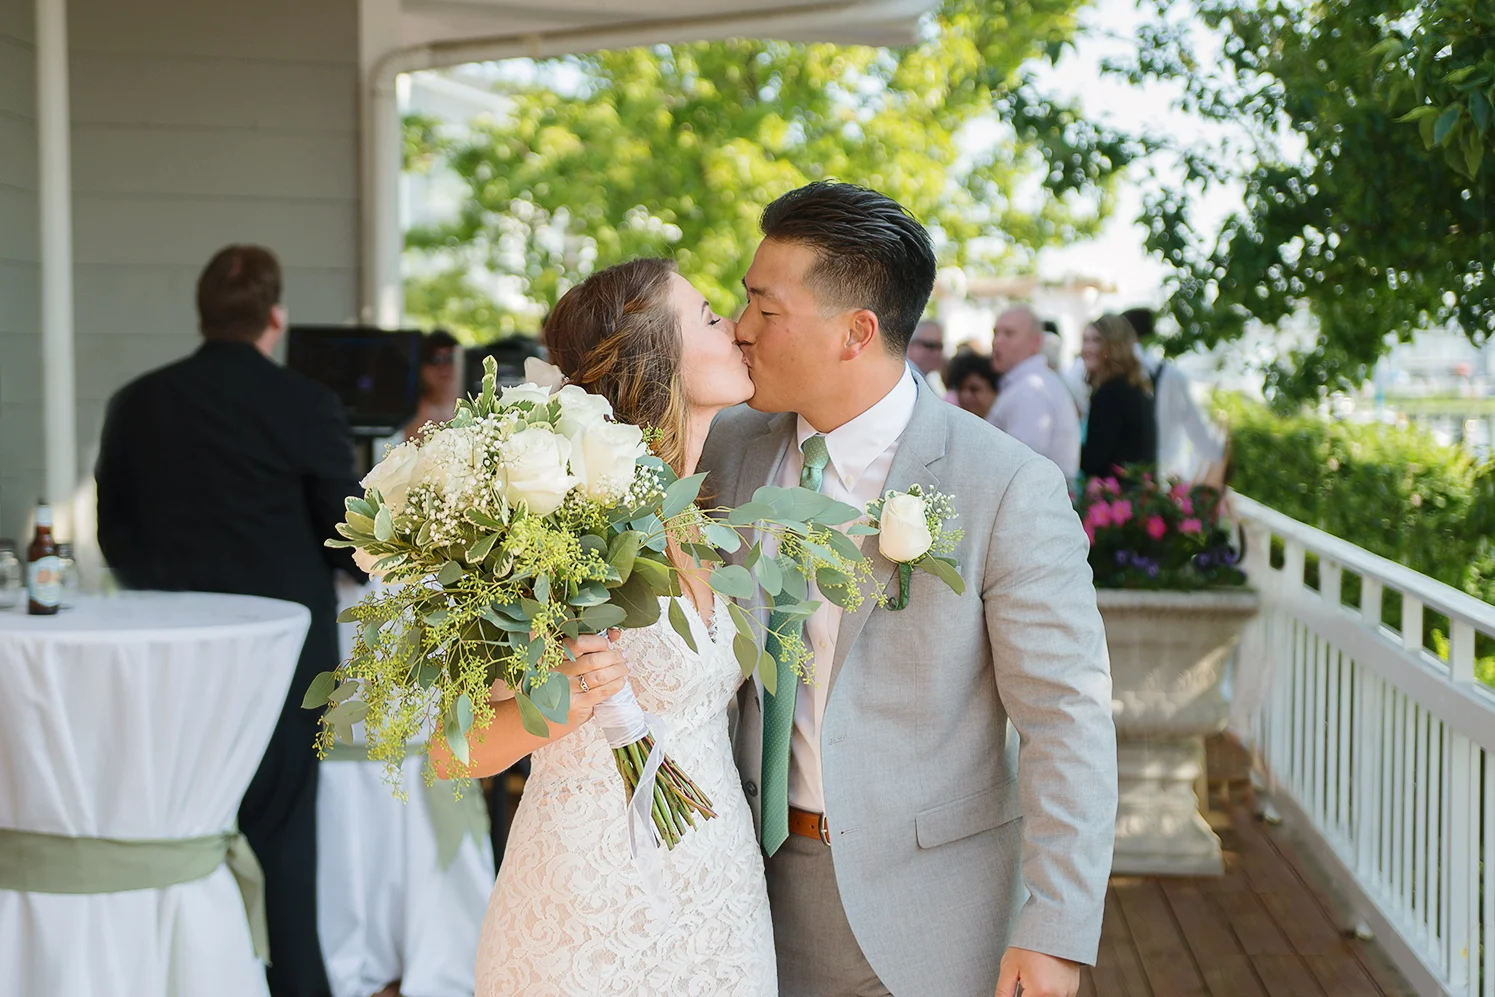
[743,780,758,798]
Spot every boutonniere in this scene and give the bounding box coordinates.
[864,484,965,610]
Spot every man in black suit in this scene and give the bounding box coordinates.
[96,245,360,997]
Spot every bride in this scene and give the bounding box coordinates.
[437,259,776,996]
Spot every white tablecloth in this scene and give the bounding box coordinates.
[317,582,494,997]
[0,592,310,997]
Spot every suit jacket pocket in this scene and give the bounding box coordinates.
[915,779,1023,849]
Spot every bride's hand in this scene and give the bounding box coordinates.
[560,630,628,725]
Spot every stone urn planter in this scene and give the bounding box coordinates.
[1099,588,1261,877]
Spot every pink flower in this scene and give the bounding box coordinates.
[1178,496,1194,516]
[1103,477,1121,495]
[1083,523,1096,545]
[1145,516,1167,540]
[1181,518,1203,535]
[1110,500,1133,525]
[1086,502,1113,528]
[1085,477,1105,498]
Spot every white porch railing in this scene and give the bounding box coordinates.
[1230,493,1495,997]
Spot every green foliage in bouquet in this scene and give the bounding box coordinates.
[1076,470,1247,592]
[303,357,881,845]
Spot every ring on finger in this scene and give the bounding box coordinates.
[578,674,590,694]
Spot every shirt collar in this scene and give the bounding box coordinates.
[795,367,918,492]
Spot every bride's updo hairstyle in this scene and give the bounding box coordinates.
[543,259,690,475]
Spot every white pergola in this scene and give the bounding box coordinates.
[26,0,938,535]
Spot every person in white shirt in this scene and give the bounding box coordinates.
[1121,307,1226,484]
[985,305,1082,481]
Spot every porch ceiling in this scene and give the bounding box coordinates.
[393,0,939,59]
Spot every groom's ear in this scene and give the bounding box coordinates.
[841,308,881,360]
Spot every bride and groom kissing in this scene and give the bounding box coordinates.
[458,181,1118,997]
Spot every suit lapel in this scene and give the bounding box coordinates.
[826,383,947,697]
[733,413,795,508]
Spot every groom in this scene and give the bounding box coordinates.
[701,182,1117,997]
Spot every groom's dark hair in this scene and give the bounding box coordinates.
[759,181,937,355]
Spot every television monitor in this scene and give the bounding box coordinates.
[464,337,547,396]
[286,326,423,435]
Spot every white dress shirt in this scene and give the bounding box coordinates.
[986,352,1082,480]
[772,367,918,814]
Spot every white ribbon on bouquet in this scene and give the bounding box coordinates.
[591,680,673,923]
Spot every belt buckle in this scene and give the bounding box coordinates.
[818,813,831,845]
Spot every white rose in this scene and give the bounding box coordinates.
[553,384,613,439]
[413,426,479,496]
[500,382,552,408]
[500,427,580,516]
[523,357,568,393]
[352,547,388,579]
[878,493,934,563]
[570,421,646,503]
[360,440,419,514]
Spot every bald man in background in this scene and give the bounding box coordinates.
[988,305,1081,481]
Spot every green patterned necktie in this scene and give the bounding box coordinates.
[761,433,830,856]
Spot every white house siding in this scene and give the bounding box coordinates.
[0,0,39,540]
[0,0,362,541]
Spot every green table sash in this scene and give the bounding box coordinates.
[0,825,270,964]
[322,742,491,870]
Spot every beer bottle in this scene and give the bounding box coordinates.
[27,501,62,616]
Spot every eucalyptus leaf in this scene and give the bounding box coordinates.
[727,601,756,642]
[456,693,474,734]
[733,633,759,681]
[708,564,755,600]
[530,671,569,722]
[919,554,966,595]
[569,580,611,607]
[702,523,743,552]
[579,534,608,558]
[607,530,643,585]
[513,691,549,738]
[808,499,863,525]
[778,558,809,602]
[661,473,708,519]
[336,605,360,624]
[374,507,395,542]
[611,572,663,628]
[667,597,699,654]
[682,542,724,564]
[725,501,777,526]
[632,514,667,552]
[520,598,544,618]
[757,648,776,693]
[754,552,783,595]
[301,671,337,709]
[437,560,465,586]
[581,603,628,632]
[526,637,546,670]
[744,545,762,570]
[361,619,383,649]
[819,579,857,611]
[630,555,673,593]
[823,529,863,563]
[423,608,449,627]
[535,573,551,604]
[846,524,879,536]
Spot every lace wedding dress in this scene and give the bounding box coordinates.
[474,594,777,996]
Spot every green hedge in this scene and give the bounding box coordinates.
[1216,395,1495,686]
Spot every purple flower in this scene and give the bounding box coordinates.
[1115,550,1130,565]
[1147,563,1159,578]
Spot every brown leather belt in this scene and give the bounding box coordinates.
[788,806,831,845]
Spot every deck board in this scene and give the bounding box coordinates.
[1079,802,1411,996]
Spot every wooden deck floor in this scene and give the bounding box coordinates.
[1080,771,1415,996]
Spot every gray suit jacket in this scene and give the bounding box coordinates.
[700,378,1117,996]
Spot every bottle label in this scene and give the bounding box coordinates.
[28,556,63,608]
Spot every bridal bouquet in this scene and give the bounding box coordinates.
[306,356,878,850]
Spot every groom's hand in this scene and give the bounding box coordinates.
[994,947,1080,997]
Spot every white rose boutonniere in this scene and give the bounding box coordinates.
[865,484,964,610]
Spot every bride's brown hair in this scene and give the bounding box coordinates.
[543,259,690,475]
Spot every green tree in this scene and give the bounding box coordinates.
[403,0,1140,341]
[1116,0,1495,406]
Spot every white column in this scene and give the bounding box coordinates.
[36,0,77,529]
[360,0,405,328]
